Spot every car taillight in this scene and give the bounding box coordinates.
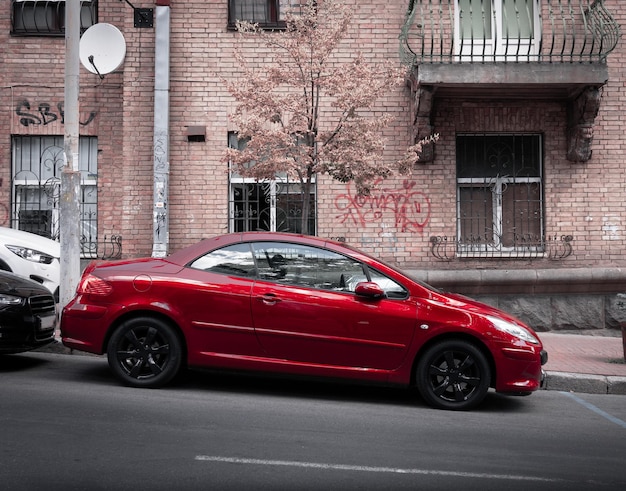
[78,274,113,296]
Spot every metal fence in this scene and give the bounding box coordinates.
[400,0,621,65]
[429,234,573,260]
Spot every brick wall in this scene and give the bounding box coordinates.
[1,0,625,272]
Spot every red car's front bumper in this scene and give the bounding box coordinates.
[493,342,548,394]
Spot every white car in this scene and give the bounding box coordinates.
[0,227,60,301]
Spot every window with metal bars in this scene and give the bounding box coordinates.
[455,0,540,61]
[11,0,97,36]
[456,134,544,256]
[11,135,98,256]
[228,132,316,234]
[227,0,306,29]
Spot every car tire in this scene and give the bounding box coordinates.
[107,316,182,388]
[416,339,491,411]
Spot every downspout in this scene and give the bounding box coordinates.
[152,1,170,257]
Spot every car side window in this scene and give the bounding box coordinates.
[337,267,407,298]
[252,242,364,291]
[368,269,408,299]
[188,243,256,277]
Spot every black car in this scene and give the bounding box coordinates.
[0,270,57,354]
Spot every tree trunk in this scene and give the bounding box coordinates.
[300,177,311,235]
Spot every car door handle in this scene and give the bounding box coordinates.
[259,293,280,305]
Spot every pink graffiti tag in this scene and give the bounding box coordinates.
[334,180,431,233]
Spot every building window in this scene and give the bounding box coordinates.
[227,0,304,29]
[11,0,98,36]
[11,136,98,257]
[455,0,539,60]
[456,134,543,256]
[228,133,316,234]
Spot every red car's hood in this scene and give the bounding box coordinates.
[436,291,534,329]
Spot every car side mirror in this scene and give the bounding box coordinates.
[354,282,386,300]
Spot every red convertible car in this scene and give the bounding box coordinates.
[61,232,547,410]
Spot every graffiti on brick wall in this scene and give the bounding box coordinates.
[334,179,431,233]
[15,100,97,127]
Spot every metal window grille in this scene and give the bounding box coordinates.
[456,133,544,257]
[11,0,98,36]
[10,135,98,257]
[456,0,539,61]
[228,133,316,234]
[227,0,306,29]
[228,0,280,28]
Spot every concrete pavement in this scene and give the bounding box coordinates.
[540,331,626,395]
[38,329,626,396]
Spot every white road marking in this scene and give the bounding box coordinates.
[194,455,561,482]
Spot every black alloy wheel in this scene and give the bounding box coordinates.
[416,339,491,410]
[107,316,182,388]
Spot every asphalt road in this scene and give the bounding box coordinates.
[1,352,626,490]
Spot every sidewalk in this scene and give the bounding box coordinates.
[540,331,626,395]
[40,330,626,395]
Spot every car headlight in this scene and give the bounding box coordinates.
[5,245,55,265]
[487,315,540,345]
[0,293,23,306]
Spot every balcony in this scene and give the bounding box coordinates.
[400,0,621,162]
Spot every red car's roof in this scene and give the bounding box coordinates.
[166,232,350,266]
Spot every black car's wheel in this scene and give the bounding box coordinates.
[107,317,182,388]
[416,339,491,410]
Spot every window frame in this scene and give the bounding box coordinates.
[227,0,306,30]
[11,0,98,37]
[454,0,541,61]
[227,132,317,234]
[228,0,283,30]
[456,133,544,258]
[11,135,98,256]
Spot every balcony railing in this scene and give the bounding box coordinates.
[400,0,621,65]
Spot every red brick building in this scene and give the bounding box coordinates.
[1,1,625,330]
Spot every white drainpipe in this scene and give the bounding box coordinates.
[152,3,170,257]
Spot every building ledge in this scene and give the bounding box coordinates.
[413,62,609,100]
[408,63,606,163]
[408,267,626,296]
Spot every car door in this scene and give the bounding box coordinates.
[180,242,263,361]
[250,242,417,371]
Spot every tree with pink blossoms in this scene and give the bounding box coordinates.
[224,0,435,235]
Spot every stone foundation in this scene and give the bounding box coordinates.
[410,268,626,332]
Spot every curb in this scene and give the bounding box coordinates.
[543,371,626,395]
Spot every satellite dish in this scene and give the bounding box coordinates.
[79,23,126,78]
